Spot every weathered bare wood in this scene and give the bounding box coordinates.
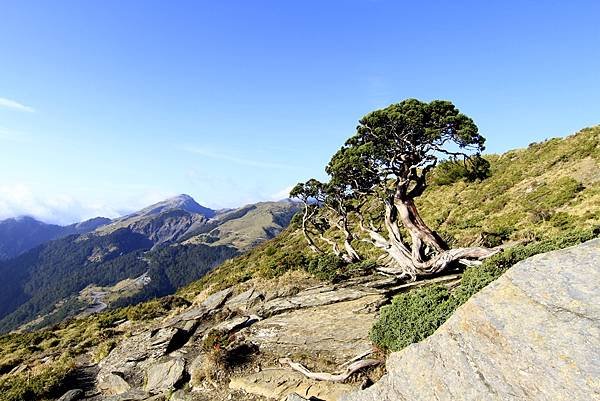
[279,357,380,382]
[374,273,463,295]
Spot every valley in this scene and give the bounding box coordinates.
[0,123,598,401]
[0,196,299,333]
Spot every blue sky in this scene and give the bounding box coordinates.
[1,0,599,224]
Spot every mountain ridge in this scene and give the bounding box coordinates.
[0,196,299,333]
[0,125,598,401]
[0,216,111,261]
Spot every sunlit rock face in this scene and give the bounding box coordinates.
[343,239,600,401]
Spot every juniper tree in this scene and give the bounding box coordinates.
[326,99,496,280]
[290,180,361,263]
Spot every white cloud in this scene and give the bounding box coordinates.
[0,97,35,113]
[183,146,296,170]
[0,183,187,225]
[270,185,294,200]
[0,184,122,225]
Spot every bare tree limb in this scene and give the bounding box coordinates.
[279,357,380,382]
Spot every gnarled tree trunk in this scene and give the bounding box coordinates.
[395,196,448,260]
[359,196,498,281]
[335,215,361,263]
[301,203,323,254]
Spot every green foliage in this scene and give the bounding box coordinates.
[326,99,485,196]
[524,177,583,208]
[202,329,231,352]
[305,255,377,282]
[370,285,459,351]
[92,339,116,363]
[123,295,190,321]
[432,156,491,186]
[370,227,600,352]
[0,355,73,401]
[306,254,346,281]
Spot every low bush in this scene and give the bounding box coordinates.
[306,254,346,281]
[370,285,459,351]
[370,227,600,352]
[0,355,74,401]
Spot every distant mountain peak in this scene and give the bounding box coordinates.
[115,194,216,222]
[159,194,216,218]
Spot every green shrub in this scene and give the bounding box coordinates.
[370,285,459,351]
[370,227,600,352]
[125,295,190,321]
[0,356,74,401]
[306,254,346,281]
[432,156,491,186]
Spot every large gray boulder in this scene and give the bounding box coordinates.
[97,326,185,394]
[144,357,186,393]
[343,239,600,401]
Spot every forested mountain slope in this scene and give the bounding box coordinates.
[0,197,299,333]
[0,216,110,261]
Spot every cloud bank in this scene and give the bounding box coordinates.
[0,184,178,225]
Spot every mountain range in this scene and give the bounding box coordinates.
[0,195,299,333]
[0,216,111,260]
[0,126,598,401]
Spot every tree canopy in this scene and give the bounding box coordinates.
[292,99,495,280]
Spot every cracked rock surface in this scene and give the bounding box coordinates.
[342,239,600,401]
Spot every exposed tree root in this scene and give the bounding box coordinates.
[279,357,380,382]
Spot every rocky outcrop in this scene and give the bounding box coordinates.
[246,294,382,364]
[57,389,84,401]
[92,278,385,400]
[343,238,600,401]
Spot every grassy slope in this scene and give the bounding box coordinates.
[1,126,598,400]
[180,126,600,299]
[184,201,299,251]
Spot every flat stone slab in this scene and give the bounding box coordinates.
[343,239,600,401]
[226,288,264,312]
[247,295,383,364]
[257,286,375,318]
[145,357,186,393]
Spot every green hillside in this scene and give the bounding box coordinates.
[0,125,598,401]
[180,126,600,298]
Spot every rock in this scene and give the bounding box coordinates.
[246,295,383,364]
[213,315,260,333]
[201,287,234,311]
[170,390,193,401]
[170,305,209,323]
[97,327,186,394]
[229,369,354,400]
[144,357,186,393]
[97,372,131,395]
[103,389,164,401]
[225,288,264,312]
[57,389,84,401]
[258,286,375,318]
[189,353,206,386]
[342,239,600,401]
